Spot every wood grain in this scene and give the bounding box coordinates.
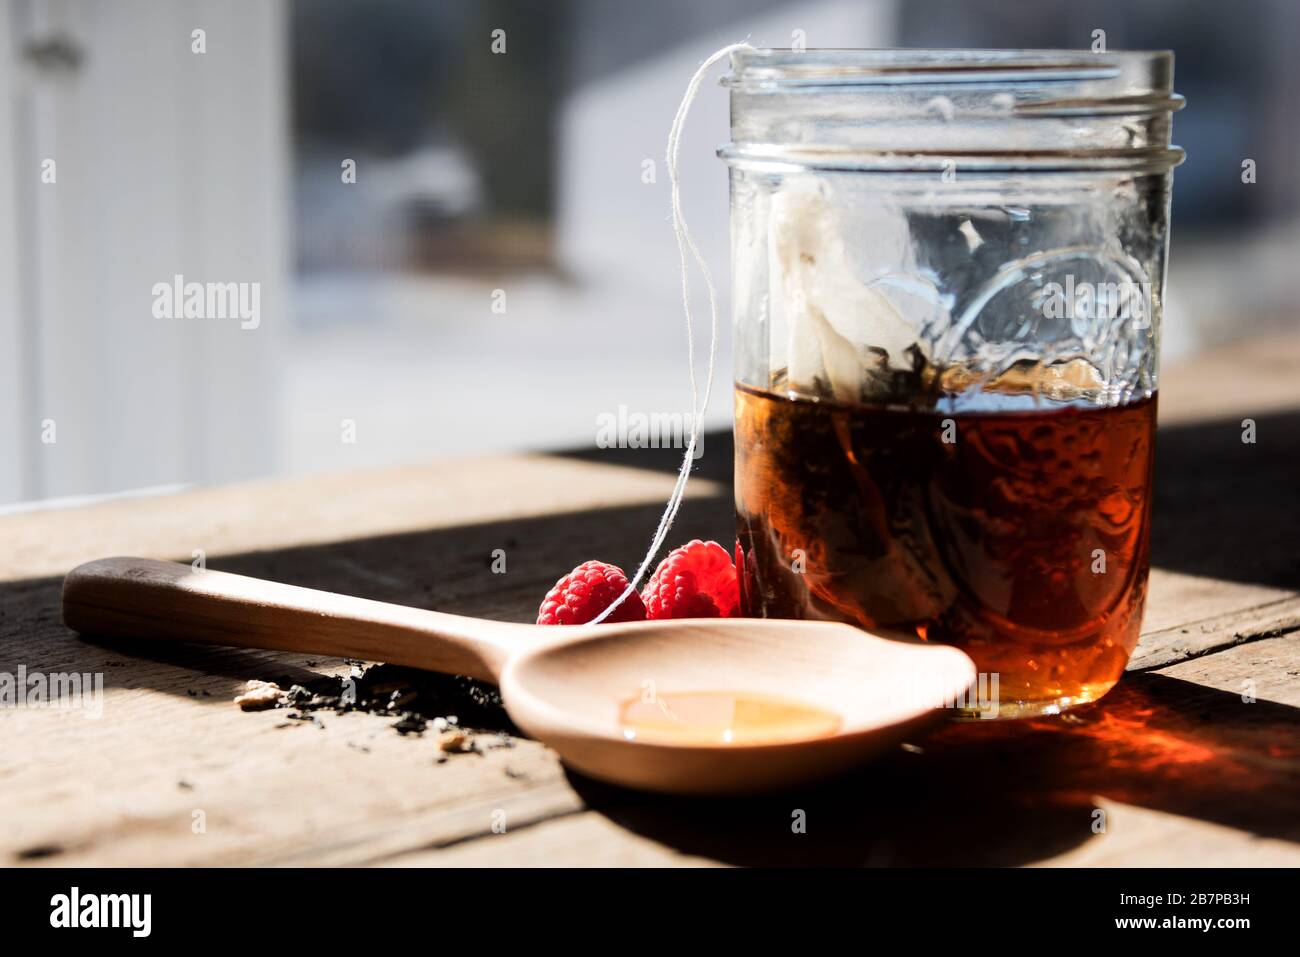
[0,333,1296,866]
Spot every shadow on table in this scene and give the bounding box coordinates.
[1149,407,1300,590]
[565,672,1300,866]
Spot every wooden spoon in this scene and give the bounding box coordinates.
[62,557,977,796]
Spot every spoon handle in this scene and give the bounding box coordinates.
[61,557,531,682]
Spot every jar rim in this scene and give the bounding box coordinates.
[725,48,1176,90]
[722,48,1184,172]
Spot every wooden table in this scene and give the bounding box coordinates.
[3,333,1298,867]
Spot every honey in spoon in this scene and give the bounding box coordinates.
[619,691,842,746]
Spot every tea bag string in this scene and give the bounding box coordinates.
[590,39,753,624]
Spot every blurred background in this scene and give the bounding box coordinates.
[0,0,1296,505]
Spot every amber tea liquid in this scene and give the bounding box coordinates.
[735,383,1156,717]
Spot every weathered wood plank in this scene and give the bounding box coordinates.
[388,810,724,868]
[1130,594,1300,671]
[0,454,727,583]
[0,502,732,867]
[0,333,1296,867]
[12,595,1290,868]
[390,633,1300,868]
[1,482,1293,866]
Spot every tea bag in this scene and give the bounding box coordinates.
[769,183,931,402]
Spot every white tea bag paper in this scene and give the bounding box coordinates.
[768,182,943,402]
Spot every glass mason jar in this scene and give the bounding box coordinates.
[723,49,1184,718]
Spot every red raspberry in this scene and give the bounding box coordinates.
[642,540,740,619]
[537,560,646,625]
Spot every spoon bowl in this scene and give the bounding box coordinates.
[62,558,977,796]
[502,618,975,793]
